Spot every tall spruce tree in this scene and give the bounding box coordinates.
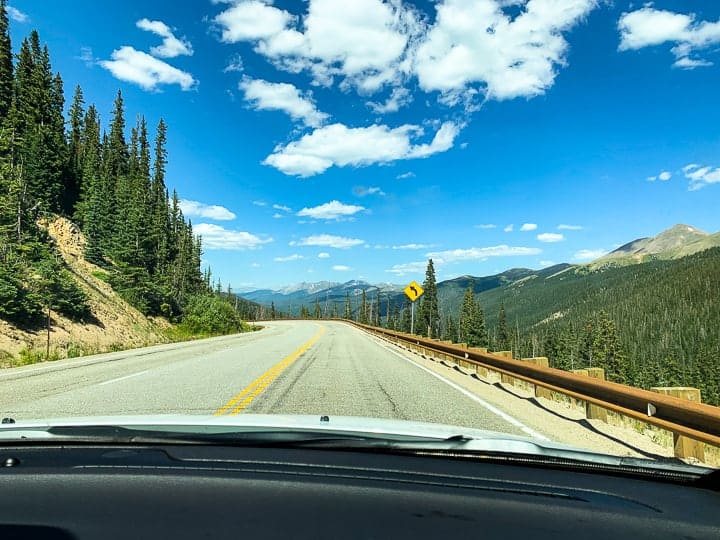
[496,302,509,351]
[417,259,439,337]
[64,85,85,213]
[0,0,12,120]
[150,118,170,274]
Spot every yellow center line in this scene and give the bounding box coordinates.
[214,325,325,416]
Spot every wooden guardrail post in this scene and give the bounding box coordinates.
[572,368,608,421]
[495,352,515,385]
[651,387,705,461]
[468,348,489,378]
[585,368,607,422]
[521,357,553,399]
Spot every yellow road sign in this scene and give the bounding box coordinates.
[404,280,424,302]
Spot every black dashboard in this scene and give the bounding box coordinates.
[1,444,719,539]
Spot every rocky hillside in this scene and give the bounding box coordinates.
[0,217,170,362]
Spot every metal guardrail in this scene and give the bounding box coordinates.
[345,320,720,449]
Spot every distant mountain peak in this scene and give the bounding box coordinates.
[589,223,717,269]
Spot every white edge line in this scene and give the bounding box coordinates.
[373,337,550,442]
[98,370,150,386]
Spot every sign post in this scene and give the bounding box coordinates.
[403,280,424,334]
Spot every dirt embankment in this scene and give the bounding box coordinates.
[0,217,170,360]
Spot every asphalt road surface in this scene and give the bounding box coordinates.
[0,321,539,436]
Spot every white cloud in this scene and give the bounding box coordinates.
[683,164,720,191]
[386,261,427,276]
[214,0,295,43]
[224,54,244,73]
[475,223,496,229]
[291,234,365,249]
[503,224,513,232]
[273,203,292,212]
[537,232,564,243]
[352,186,386,197]
[414,0,598,102]
[179,199,236,221]
[77,46,96,67]
[213,0,422,93]
[274,254,305,262]
[297,200,365,220]
[520,223,537,232]
[396,171,415,180]
[539,260,555,267]
[574,248,606,261]
[195,223,272,250]
[252,200,267,206]
[405,121,460,158]
[618,8,720,69]
[673,56,712,69]
[272,213,284,219]
[136,18,193,58]
[318,252,331,259]
[264,121,460,177]
[100,46,196,91]
[392,243,433,250]
[6,6,28,23]
[239,77,329,127]
[426,245,541,263]
[332,265,352,271]
[367,87,413,114]
[557,224,582,230]
[648,170,672,182]
[251,262,261,268]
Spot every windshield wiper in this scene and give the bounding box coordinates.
[19,425,472,449]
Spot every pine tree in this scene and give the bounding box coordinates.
[150,118,170,273]
[400,302,412,333]
[63,85,85,213]
[359,289,368,323]
[313,298,321,319]
[389,303,400,331]
[496,302,509,351]
[106,90,128,179]
[443,314,458,342]
[472,297,489,347]
[0,0,13,120]
[458,283,489,347]
[10,33,66,212]
[459,283,475,344]
[417,259,439,337]
[270,301,276,320]
[344,292,351,319]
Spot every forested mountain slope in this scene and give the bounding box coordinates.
[0,6,252,363]
[474,247,720,404]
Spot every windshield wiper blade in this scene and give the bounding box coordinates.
[32,425,472,449]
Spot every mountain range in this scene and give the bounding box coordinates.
[238,224,720,317]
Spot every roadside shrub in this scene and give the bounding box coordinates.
[178,294,245,336]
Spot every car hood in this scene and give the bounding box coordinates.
[0,413,710,474]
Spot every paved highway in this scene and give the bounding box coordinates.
[0,321,534,437]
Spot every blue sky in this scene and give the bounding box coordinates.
[7,1,720,289]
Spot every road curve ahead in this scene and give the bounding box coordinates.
[0,321,531,437]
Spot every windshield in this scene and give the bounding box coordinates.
[0,0,718,472]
